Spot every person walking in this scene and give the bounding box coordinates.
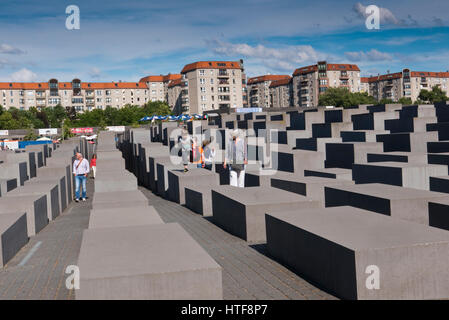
[223,129,247,188]
[201,139,215,170]
[191,137,202,168]
[73,152,90,202]
[90,154,97,179]
[179,130,191,172]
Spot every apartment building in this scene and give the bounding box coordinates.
[180,60,245,114]
[269,77,292,108]
[247,75,291,108]
[0,79,148,112]
[167,78,182,114]
[292,61,361,108]
[367,69,449,102]
[360,77,370,94]
[139,74,181,103]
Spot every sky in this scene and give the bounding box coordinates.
[0,0,448,82]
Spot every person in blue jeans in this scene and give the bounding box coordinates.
[73,152,90,202]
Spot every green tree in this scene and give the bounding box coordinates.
[397,97,413,105]
[0,111,20,129]
[318,88,377,108]
[418,86,448,104]
[23,129,39,141]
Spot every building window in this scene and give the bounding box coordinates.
[199,70,205,76]
[200,78,205,84]
[201,95,207,101]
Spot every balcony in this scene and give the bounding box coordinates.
[218,70,229,78]
[218,79,229,85]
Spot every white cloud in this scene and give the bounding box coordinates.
[206,39,327,74]
[89,67,102,79]
[0,44,25,55]
[9,68,38,82]
[345,49,393,62]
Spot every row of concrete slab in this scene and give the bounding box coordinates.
[76,131,223,300]
[120,102,449,299]
[0,140,80,267]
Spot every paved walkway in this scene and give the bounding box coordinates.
[0,180,94,300]
[139,187,337,300]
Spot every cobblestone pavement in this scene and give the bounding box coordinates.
[139,187,338,300]
[0,180,94,300]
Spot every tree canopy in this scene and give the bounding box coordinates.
[0,101,172,130]
[318,88,377,108]
[418,85,449,104]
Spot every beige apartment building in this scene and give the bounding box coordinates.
[292,61,361,108]
[367,69,449,102]
[247,75,291,108]
[139,74,181,103]
[0,79,148,112]
[180,60,245,114]
[167,78,182,114]
[360,77,370,94]
[269,77,292,108]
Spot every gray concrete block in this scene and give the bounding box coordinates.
[352,162,447,190]
[428,198,449,231]
[185,186,213,216]
[168,168,220,204]
[88,206,163,229]
[96,150,123,160]
[36,166,72,204]
[156,161,179,198]
[0,212,28,267]
[0,178,18,197]
[272,145,325,174]
[367,152,428,164]
[0,162,28,186]
[92,190,149,209]
[325,183,449,225]
[76,223,222,300]
[266,206,449,300]
[325,142,383,169]
[0,194,48,236]
[28,176,67,211]
[304,168,353,181]
[271,175,354,206]
[6,182,60,220]
[429,175,449,194]
[94,172,138,193]
[211,186,320,243]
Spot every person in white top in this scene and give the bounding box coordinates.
[73,152,90,202]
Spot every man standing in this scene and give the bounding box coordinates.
[73,152,90,202]
[223,129,248,188]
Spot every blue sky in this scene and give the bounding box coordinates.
[0,0,448,82]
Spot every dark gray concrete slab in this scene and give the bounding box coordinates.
[0,212,28,267]
[0,194,48,236]
[0,178,18,197]
[88,205,163,229]
[266,206,449,300]
[352,162,447,190]
[6,182,60,221]
[212,186,320,243]
[76,223,222,300]
[271,175,354,206]
[428,198,449,231]
[325,183,449,225]
[92,190,149,209]
[168,168,220,204]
